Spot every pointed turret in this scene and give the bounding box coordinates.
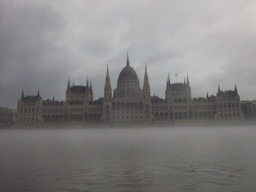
[142,63,150,98]
[104,64,112,99]
[37,89,40,97]
[235,84,238,95]
[21,89,24,98]
[166,73,171,90]
[206,91,209,98]
[218,84,220,94]
[67,78,70,89]
[187,73,190,86]
[90,79,92,92]
[86,77,89,87]
[126,51,130,66]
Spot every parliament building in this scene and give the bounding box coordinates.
[16,55,244,125]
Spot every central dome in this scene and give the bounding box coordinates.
[118,65,139,81]
[113,54,142,98]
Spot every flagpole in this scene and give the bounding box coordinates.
[175,74,178,83]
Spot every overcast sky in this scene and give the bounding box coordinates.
[1,0,256,109]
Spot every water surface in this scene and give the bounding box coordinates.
[1,125,256,191]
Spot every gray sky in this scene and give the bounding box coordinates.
[1,0,256,109]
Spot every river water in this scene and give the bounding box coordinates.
[1,125,256,192]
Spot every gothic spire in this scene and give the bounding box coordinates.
[142,63,150,98]
[167,73,170,84]
[104,64,112,98]
[86,76,89,87]
[106,64,110,78]
[37,89,40,97]
[90,79,92,92]
[235,84,238,94]
[187,73,190,86]
[166,73,170,90]
[206,91,209,98]
[67,78,70,89]
[126,51,130,66]
[21,89,24,98]
[218,84,220,94]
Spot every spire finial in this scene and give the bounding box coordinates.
[107,64,109,77]
[126,51,130,66]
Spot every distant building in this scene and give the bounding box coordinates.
[16,90,43,125]
[241,100,256,120]
[0,107,13,125]
[16,55,244,125]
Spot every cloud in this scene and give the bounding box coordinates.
[1,0,256,108]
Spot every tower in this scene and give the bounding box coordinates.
[142,63,152,121]
[104,64,112,99]
[142,63,150,98]
[103,65,112,122]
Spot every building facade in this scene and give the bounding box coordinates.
[16,55,244,125]
[241,100,256,120]
[0,107,14,125]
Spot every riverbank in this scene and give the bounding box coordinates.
[2,119,256,129]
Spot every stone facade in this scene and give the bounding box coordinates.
[17,90,43,125]
[0,107,13,125]
[16,55,244,125]
[241,100,256,120]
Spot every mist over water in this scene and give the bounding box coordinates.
[1,126,256,192]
